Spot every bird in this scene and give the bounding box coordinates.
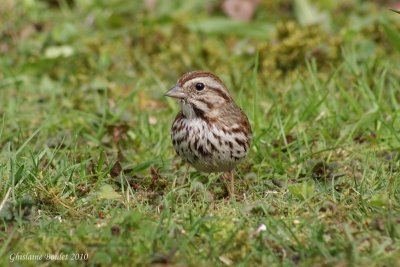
[164,71,252,196]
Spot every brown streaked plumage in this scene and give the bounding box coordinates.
[165,71,252,196]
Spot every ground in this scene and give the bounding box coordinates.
[0,0,400,266]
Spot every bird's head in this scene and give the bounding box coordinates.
[164,71,233,119]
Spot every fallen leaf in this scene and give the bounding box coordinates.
[97,184,121,200]
[44,45,74,58]
[110,161,122,178]
[150,166,161,182]
[219,255,233,266]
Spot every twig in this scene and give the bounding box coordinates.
[390,9,400,14]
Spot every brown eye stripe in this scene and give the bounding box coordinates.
[207,86,232,102]
[177,71,225,86]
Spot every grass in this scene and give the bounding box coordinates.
[1,0,400,266]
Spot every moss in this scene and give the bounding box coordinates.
[260,21,341,78]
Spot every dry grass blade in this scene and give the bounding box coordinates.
[0,187,11,213]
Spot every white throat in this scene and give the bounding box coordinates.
[180,100,196,119]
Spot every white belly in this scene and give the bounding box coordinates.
[171,118,248,173]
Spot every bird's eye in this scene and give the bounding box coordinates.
[195,83,205,91]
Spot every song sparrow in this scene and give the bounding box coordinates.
[165,71,252,196]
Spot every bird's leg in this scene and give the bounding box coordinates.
[222,170,235,198]
[172,164,190,188]
[228,170,235,198]
[179,164,190,185]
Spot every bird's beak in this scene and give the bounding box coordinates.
[164,85,186,99]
